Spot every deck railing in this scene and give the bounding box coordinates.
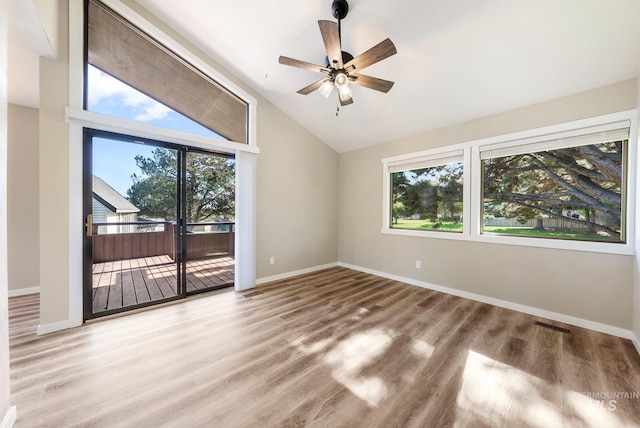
[92,221,235,263]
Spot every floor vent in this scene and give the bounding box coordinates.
[534,321,570,334]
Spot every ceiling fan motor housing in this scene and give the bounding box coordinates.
[331,0,349,20]
[324,51,354,69]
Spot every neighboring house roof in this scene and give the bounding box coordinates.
[92,175,139,214]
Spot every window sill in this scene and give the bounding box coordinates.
[381,227,634,255]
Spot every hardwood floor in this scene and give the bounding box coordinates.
[9,267,640,427]
[92,255,234,313]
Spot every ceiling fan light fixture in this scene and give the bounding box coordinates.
[318,80,334,98]
[334,71,351,101]
[338,85,352,102]
[334,71,349,89]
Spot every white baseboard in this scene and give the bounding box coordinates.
[37,319,72,336]
[8,287,39,298]
[632,334,640,356]
[339,262,636,342]
[255,262,339,286]
[1,406,16,428]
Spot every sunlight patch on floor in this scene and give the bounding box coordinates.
[292,336,335,355]
[350,307,369,321]
[457,350,560,426]
[291,306,436,409]
[323,328,394,407]
[564,390,628,427]
[456,350,626,427]
[411,339,434,359]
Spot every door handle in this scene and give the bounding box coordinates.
[87,214,93,237]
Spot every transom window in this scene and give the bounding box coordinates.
[86,0,248,143]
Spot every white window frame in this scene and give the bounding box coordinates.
[382,110,638,255]
[65,0,259,328]
[383,147,470,239]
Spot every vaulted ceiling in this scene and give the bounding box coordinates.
[8,0,640,153]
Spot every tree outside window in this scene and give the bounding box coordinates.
[482,140,625,242]
[391,162,463,232]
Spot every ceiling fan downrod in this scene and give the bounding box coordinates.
[332,0,348,41]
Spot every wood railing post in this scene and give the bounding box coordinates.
[166,222,175,261]
[228,223,235,256]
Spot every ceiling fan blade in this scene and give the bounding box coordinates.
[318,20,343,69]
[350,74,394,93]
[297,78,331,95]
[344,38,397,73]
[279,56,331,75]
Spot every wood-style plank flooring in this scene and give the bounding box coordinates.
[9,267,640,427]
[92,255,234,313]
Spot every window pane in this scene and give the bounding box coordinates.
[87,0,247,143]
[482,140,626,243]
[391,162,463,232]
[87,65,225,139]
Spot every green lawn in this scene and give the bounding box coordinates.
[392,220,620,242]
[392,219,462,231]
[483,226,619,242]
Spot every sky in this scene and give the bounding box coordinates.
[88,65,225,195]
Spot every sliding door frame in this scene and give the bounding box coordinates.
[83,129,239,320]
[83,128,188,320]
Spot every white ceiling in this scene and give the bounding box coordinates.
[8,0,640,153]
[7,0,54,109]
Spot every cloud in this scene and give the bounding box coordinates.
[87,65,171,122]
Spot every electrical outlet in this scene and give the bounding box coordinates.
[415,260,421,269]
[270,256,275,265]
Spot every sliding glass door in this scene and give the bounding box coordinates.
[184,150,235,294]
[84,130,235,320]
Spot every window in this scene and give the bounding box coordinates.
[382,112,636,254]
[86,0,248,143]
[481,127,628,243]
[86,64,224,139]
[390,154,464,233]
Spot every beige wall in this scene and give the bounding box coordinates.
[8,104,40,293]
[339,79,638,329]
[38,0,70,326]
[37,1,339,326]
[1,0,13,423]
[256,101,338,278]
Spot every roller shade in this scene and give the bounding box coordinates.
[87,0,247,143]
[388,150,463,173]
[480,122,629,160]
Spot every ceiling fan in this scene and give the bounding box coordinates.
[278,0,397,107]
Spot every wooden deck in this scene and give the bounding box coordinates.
[92,255,234,313]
